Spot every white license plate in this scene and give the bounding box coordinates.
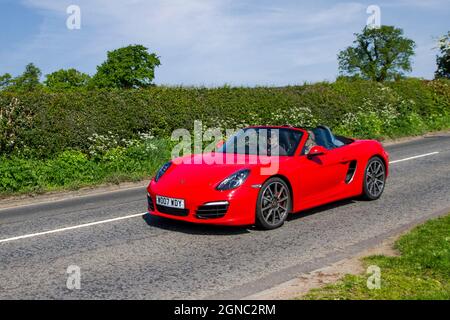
[156,195,185,209]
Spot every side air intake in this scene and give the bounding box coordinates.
[345,160,357,184]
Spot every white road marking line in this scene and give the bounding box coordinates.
[0,212,146,244]
[0,150,443,244]
[389,151,440,164]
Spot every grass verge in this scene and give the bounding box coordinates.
[303,214,450,300]
[0,137,172,197]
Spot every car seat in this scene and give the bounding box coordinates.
[312,126,344,149]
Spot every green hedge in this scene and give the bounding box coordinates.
[1,78,450,159]
[1,79,450,195]
[0,138,171,194]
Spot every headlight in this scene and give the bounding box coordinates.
[154,162,172,182]
[216,169,250,191]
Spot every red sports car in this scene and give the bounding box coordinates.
[146,126,389,229]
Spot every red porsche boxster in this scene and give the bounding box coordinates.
[146,126,389,229]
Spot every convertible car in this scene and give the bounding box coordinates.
[146,126,389,229]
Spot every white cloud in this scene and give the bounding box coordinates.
[10,0,440,85]
[381,0,450,9]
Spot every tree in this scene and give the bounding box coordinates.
[12,63,42,91]
[338,26,416,82]
[45,68,91,89]
[435,32,450,79]
[0,73,12,90]
[91,45,161,89]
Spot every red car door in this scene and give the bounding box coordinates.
[295,147,349,209]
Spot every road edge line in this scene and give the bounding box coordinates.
[0,212,146,244]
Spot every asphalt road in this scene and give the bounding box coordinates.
[0,133,449,299]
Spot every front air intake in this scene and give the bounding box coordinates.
[196,202,229,219]
[156,205,189,216]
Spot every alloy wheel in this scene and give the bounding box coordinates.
[260,181,289,227]
[365,158,385,198]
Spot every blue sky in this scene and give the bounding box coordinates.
[1,0,449,86]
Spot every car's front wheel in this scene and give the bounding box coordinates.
[256,177,291,230]
[362,156,386,200]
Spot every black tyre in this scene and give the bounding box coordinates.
[362,156,386,200]
[255,177,292,230]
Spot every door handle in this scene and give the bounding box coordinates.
[340,157,350,163]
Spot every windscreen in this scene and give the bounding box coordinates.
[219,128,303,156]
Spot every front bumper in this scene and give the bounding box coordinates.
[146,182,259,226]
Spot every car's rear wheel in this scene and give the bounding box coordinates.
[362,156,386,200]
[256,177,291,230]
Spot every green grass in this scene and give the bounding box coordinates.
[0,138,172,197]
[303,214,450,300]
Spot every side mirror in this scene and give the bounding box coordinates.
[307,146,327,159]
